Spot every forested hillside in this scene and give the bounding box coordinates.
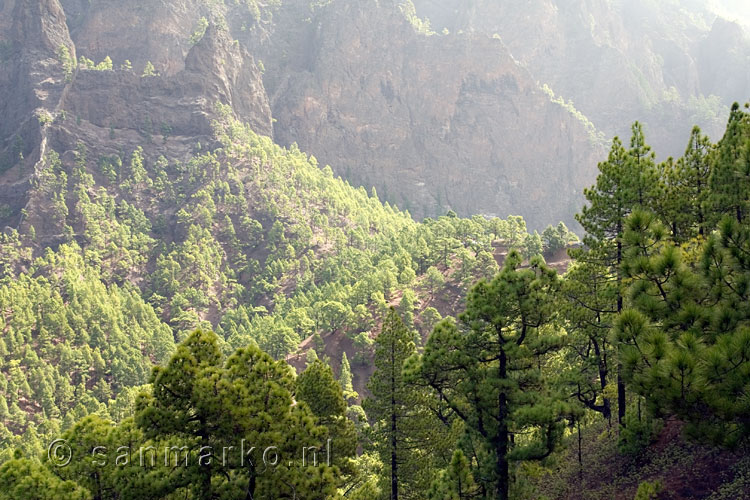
[2,104,750,498]
[2,0,750,499]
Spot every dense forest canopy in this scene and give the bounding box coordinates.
[2,101,750,500]
[1,0,750,499]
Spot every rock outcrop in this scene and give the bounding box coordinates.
[0,0,272,232]
[54,23,272,154]
[0,0,74,166]
[266,0,602,228]
[412,0,750,156]
[0,4,271,160]
[3,0,750,232]
[0,0,75,225]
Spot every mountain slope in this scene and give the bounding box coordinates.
[262,0,604,228]
[413,0,746,158]
[0,0,555,456]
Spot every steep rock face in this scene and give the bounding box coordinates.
[268,0,602,228]
[0,0,272,164]
[6,0,748,233]
[184,25,272,138]
[58,0,277,77]
[0,1,271,233]
[59,0,201,76]
[413,0,749,156]
[0,0,75,226]
[698,18,750,102]
[0,0,74,164]
[54,23,272,152]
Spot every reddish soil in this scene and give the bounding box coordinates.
[287,242,574,400]
[537,419,749,500]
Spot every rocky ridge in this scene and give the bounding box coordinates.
[3,0,749,231]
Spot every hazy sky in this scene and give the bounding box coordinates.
[709,0,750,27]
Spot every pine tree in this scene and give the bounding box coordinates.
[135,330,337,499]
[617,209,750,446]
[338,352,358,401]
[419,307,442,340]
[560,260,617,423]
[427,450,479,500]
[425,266,445,297]
[575,122,659,426]
[678,126,713,237]
[0,458,89,500]
[142,61,157,77]
[305,347,319,366]
[524,230,544,258]
[709,103,750,225]
[542,224,567,253]
[364,308,429,500]
[296,359,357,486]
[415,252,568,500]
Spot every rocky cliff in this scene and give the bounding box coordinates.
[262,0,603,228]
[412,0,750,157]
[2,0,749,232]
[0,0,272,231]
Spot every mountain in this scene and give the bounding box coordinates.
[1,0,570,456]
[262,0,604,229]
[412,0,750,156]
[4,0,749,232]
[2,1,750,498]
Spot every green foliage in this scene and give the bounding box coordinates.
[577,122,660,248]
[399,0,436,35]
[542,221,578,254]
[134,330,338,499]
[57,45,74,81]
[541,83,607,145]
[0,458,89,500]
[190,17,209,45]
[296,359,357,486]
[0,242,173,446]
[427,450,479,500]
[634,480,663,500]
[708,103,750,225]
[142,61,157,77]
[414,252,570,499]
[656,126,713,240]
[364,308,436,499]
[617,209,750,446]
[338,352,358,401]
[617,410,662,456]
[95,56,113,71]
[524,230,544,258]
[0,84,584,498]
[78,55,113,71]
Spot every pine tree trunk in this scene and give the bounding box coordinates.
[617,371,626,426]
[391,408,398,500]
[593,333,611,422]
[496,349,509,500]
[244,466,256,500]
[391,338,399,500]
[616,237,626,427]
[577,420,583,480]
[199,420,211,500]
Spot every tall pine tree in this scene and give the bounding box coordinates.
[414,252,568,500]
[575,122,659,426]
[364,308,429,500]
[709,103,750,225]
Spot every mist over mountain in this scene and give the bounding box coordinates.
[4,0,749,230]
[413,0,749,154]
